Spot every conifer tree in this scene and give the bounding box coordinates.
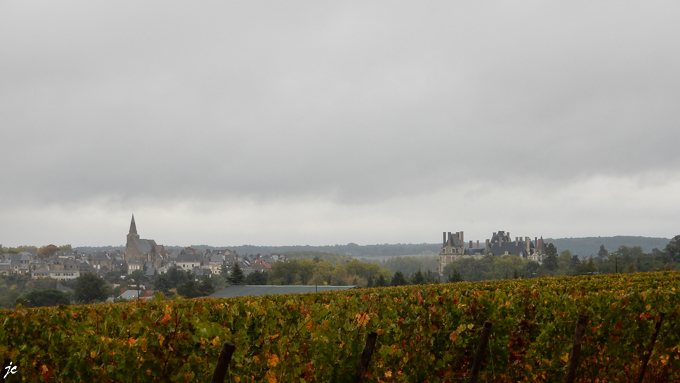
[228,262,246,285]
[391,271,409,286]
[447,269,464,283]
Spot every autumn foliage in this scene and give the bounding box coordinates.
[1,271,679,382]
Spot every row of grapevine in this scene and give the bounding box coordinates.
[1,271,678,382]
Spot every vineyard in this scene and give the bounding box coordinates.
[1,271,679,382]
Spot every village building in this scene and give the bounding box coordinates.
[124,215,166,263]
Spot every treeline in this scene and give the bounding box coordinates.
[171,243,440,257]
[264,258,439,288]
[0,244,72,256]
[543,235,671,257]
[2,272,113,309]
[281,251,353,265]
[443,235,680,282]
[0,274,74,308]
[76,236,673,258]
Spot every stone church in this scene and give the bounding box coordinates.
[124,215,166,264]
[439,230,546,275]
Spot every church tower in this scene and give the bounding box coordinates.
[127,214,140,242]
[125,214,141,263]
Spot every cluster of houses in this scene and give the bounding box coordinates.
[0,247,286,281]
[0,216,287,281]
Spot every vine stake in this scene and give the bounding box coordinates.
[210,342,236,383]
[564,314,588,383]
[354,331,378,383]
[470,321,493,383]
[636,311,666,383]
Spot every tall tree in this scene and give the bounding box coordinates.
[446,269,463,283]
[366,275,374,288]
[576,257,598,275]
[545,243,558,257]
[543,254,558,271]
[411,269,426,285]
[154,275,172,294]
[374,274,388,287]
[664,235,680,263]
[166,267,189,288]
[177,279,199,298]
[228,262,246,285]
[391,271,409,286]
[598,245,609,259]
[425,270,439,284]
[197,276,215,296]
[245,270,268,285]
[74,273,111,304]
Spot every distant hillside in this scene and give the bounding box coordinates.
[543,236,671,257]
[281,251,352,265]
[74,243,439,257]
[180,243,440,257]
[74,236,673,259]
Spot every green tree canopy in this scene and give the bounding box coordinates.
[576,257,598,275]
[446,269,463,283]
[177,279,199,298]
[411,269,426,285]
[103,270,123,284]
[664,235,680,263]
[197,276,214,297]
[74,273,111,304]
[228,262,246,285]
[545,243,558,257]
[543,254,558,271]
[17,289,70,308]
[391,271,409,286]
[598,245,609,258]
[126,269,148,284]
[154,275,172,294]
[345,259,381,280]
[374,274,388,287]
[245,270,268,285]
[166,267,189,288]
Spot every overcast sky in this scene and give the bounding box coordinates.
[2,1,679,247]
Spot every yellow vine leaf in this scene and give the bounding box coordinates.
[268,354,279,367]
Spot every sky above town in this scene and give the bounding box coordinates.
[2,2,679,247]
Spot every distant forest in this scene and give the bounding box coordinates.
[72,236,672,258]
[135,243,441,257]
[543,236,670,257]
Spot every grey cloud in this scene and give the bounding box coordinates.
[2,1,680,209]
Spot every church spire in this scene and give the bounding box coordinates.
[129,214,138,235]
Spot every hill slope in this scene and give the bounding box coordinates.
[543,236,671,257]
